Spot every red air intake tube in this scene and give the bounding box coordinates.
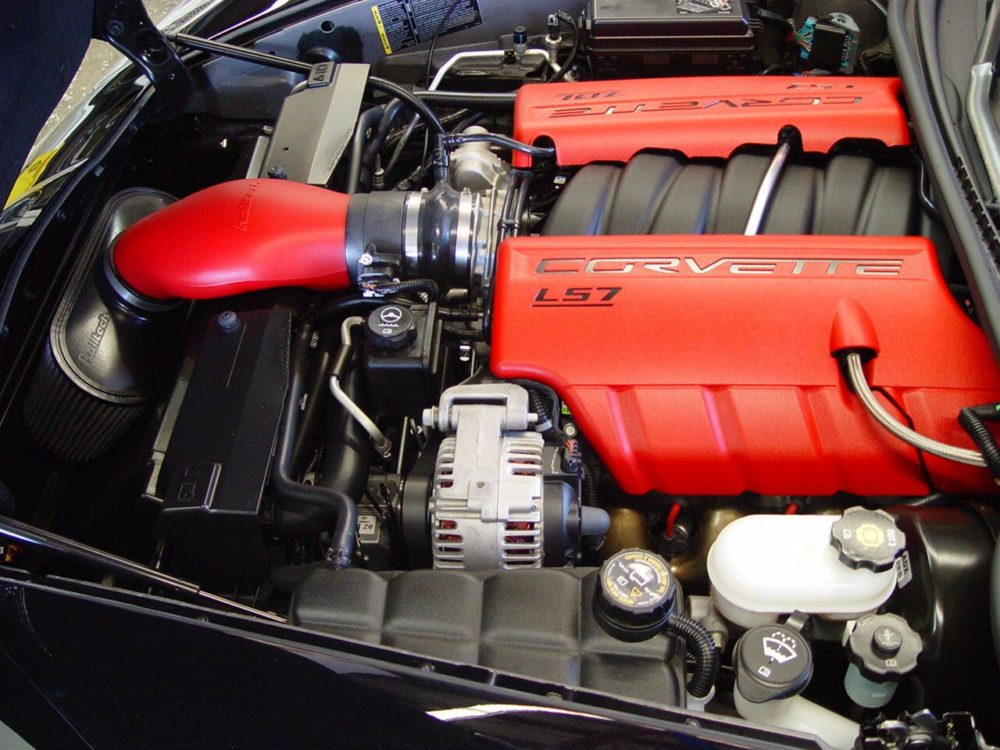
[112,179,353,300]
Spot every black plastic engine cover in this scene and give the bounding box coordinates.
[291,567,685,707]
[544,152,920,238]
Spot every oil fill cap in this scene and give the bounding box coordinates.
[831,506,905,572]
[594,549,676,642]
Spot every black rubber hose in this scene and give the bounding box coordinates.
[368,76,446,136]
[443,133,555,160]
[580,460,600,507]
[271,323,357,568]
[312,295,384,328]
[442,322,482,339]
[347,105,385,195]
[547,10,580,83]
[290,344,332,474]
[413,89,517,107]
[424,0,463,87]
[528,388,562,441]
[362,98,408,171]
[278,363,371,537]
[513,170,533,232]
[959,407,1000,479]
[666,613,720,699]
[438,308,480,320]
[318,363,370,502]
[360,83,449,183]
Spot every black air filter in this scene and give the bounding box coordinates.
[24,189,184,461]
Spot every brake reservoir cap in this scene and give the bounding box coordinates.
[594,549,676,642]
[831,506,906,572]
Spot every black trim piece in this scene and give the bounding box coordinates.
[93,0,192,113]
[0,568,827,749]
[0,88,153,365]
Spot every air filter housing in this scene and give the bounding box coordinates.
[24,189,185,461]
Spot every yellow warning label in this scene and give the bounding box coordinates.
[631,586,643,598]
[5,148,58,209]
[371,6,393,55]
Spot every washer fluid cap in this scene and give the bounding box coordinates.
[735,622,814,703]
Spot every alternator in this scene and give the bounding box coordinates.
[424,384,545,569]
[421,383,609,570]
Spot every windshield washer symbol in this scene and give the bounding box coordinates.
[761,632,799,664]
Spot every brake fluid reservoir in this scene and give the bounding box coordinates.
[707,508,903,628]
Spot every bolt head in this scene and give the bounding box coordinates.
[217,310,240,332]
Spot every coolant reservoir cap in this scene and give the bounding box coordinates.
[594,549,676,642]
[735,622,814,703]
[831,506,905,572]
[366,305,416,349]
[847,613,922,681]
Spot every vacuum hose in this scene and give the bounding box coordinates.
[271,322,357,568]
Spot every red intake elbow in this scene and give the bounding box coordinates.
[112,179,352,300]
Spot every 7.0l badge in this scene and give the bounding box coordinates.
[533,287,622,307]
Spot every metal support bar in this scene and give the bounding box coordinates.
[968,62,1000,200]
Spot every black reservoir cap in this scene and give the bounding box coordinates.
[735,621,814,703]
[831,506,905,572]
[366,304,416,350]
[847,613,922,682]
[594,549,676,642]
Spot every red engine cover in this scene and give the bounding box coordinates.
[512,76,909,167]
[491,235,1000,496]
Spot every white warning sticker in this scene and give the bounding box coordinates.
[894,550,912,589]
